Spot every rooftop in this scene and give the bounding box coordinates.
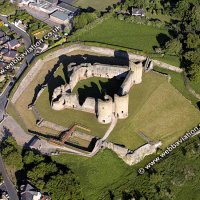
[0,30,5,38]
[57,2,78,13]
[0,62,7,69]
[6,39,20,48]
[3,50,17,58]
[60,0,75,5]
[51,10,69,21]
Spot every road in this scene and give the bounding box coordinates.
[0,14,34,122]
[0,14,34,199]
[0,156,19,200]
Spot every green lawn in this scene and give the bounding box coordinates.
[71,18,169,54]
[189,80,200,95]
[108,72,200,150]
[74,0,120,11]
[52,150,133,200]
[153,66,199,106]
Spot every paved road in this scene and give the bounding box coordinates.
[0,14,34,199]
[0,156,19,200]
[0,14,34,122]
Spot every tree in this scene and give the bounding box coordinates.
[23,150,44,165]
[165,39,182,56]
[174,0,190,18]
[190,5,200,31]
[45,172,83,200]
[184,48,200,64]
[186,33,200,49]
[189,63,200,82]
[73,12,98,30]
[1,136,23,170]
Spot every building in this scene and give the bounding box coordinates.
[20,183,42,200]
[0,31,5,38]
[50,10,70,24]
[57,2,79,16]
[14,19,27,31]
[0,36,10,45]
[0,48,9,56]
[4,39,21,50]
[3,50,17,62]
[0,62,7,74]
[132,8,145,17]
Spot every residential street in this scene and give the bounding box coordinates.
[0,14,34,122]
[0,156,19,200]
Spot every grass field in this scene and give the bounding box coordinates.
[108,72,200,150]
[72,18,169,54]
[153,66,199,107]
[52,149,134,199]
[74,0,120,11]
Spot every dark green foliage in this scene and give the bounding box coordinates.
[0,138,82,200]
[0,137,23,170]
[73,12,98,30]
[23,150,83,200]
[107,136,200,200]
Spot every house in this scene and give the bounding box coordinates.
[3,50,17,62]
[50,10,70,24]
[57,2,79,17]
[14,19,27,31]
[4,39,21,50]
[0,36,10,45]
[20,183,42,200]
[0,62,7,74]
[0,31,5,38]
[131,8,145,17]
[0,48,9,56]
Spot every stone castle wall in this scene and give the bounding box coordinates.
[52,60,143,124]
[11,44,182,104]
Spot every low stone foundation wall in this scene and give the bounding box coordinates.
[38,120,67,132]
[73,131,95,141]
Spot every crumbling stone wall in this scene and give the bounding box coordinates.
[11,44,181,104]
[52,60,143,124]
[103,141,162,165]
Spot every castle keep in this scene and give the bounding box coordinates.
[51,60,143,124]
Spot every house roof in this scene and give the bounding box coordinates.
[57,2,78,13]
[45,0,58,4]
[0,36,9,44]
[0,30,5,38]
[60,0,75,5]
[3,50,17,58]
[20,183,41,200]
[0,62,7,69]
[7,39,20,48]
[51,10,69,21]
[0,48,9,54]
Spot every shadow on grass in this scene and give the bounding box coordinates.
[76,77,124,105]
[197,102,200,110]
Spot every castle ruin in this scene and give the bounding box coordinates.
[51,60,143,124]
